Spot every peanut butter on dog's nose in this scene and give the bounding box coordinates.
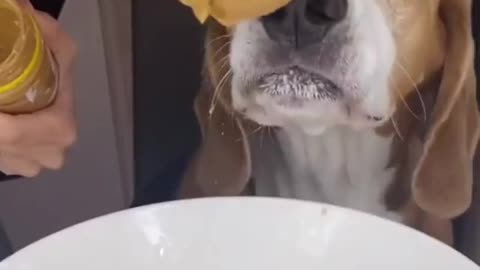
[180,0,291,26]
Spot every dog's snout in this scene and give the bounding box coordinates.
[262,0,348,49]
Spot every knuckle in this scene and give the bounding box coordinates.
[0,154,41,178]
[17,164,42,178]
[24,168,41,178]
[52,160,65,171]
[46,155,66,171]
[62,125,78,147]
[53,117,77,146]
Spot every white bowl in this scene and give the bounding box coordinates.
[0,197,477,270]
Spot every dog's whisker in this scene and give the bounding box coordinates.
[390,116,404,141]
[216,54,231,71]
[211,41,231,60]
[267,126,275,141]
[395,60,427,122]
[260,127,266,149]
[206,34,232,49]
[209,69,233,116]
[390,78,420,121]
[245,126,265,138]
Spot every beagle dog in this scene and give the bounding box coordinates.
[180,0,480,246]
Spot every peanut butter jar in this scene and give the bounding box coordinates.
[0,0,58,114]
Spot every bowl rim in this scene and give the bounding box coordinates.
[0,196,477,267]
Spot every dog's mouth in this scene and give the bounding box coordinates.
[257,67,343,101]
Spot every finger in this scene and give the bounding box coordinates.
[32,11,78,74]
[15,0,34,10]
[0,146,66,170]
[32,11,77,112]
[36,148,65,170]
[0,153,41,178]
[0,112,77,147]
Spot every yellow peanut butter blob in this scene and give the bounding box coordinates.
[180,0,291,26]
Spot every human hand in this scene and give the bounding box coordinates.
[0,8,78,178]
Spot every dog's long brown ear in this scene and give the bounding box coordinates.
[179,21,252,198]
[179,75,252,199]
[412,0,480,219]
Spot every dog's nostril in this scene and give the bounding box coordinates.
[305,0,348,25]
[261,0,348,49]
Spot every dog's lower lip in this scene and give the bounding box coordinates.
[257,67,342,100]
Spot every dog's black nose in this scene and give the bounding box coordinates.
[261,0,348,49]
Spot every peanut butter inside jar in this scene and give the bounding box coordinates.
[0,0,58,114]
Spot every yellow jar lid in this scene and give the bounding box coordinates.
[0,6,43,94]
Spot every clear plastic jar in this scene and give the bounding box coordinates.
[0,0,58,114]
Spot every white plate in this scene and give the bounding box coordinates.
[0,197,477,270]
